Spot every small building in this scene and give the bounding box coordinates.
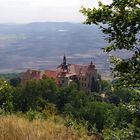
[21,69,43,81]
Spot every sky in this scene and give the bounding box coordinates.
[0,0,111,23]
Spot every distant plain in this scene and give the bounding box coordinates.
[0,22,129,77]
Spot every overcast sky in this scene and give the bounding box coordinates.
[0,0,111,23]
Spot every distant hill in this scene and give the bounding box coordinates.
[0,22,111,75]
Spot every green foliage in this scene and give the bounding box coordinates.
[64,115,97,137]
[0,76,139,139]
[103,125,135,140]
[81,2,140,138]
[0,108,6,116]
[106,88,134,105]
[91,77,100,92]
[10,77,21,87]
[0,80,14,112]
[13,77,58,111]
[80,0,140,87]
[100,80,112,92]
[0,73,20,80]
[89,92,103,102]
[25,109,41,121]
[83,102,116,132]
[41,103,58,117]
[56,82,81,111]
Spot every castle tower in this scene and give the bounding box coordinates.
[88,61,95,71]
[61,55,68,71]
[63,55,67,65]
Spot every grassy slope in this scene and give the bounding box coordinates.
[0,115,83,140]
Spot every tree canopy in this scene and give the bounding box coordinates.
[80,0,140,87]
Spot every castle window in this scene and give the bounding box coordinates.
[85,83,86,87]
[62,80,65,84]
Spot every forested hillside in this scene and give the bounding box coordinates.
[0,77,140,139]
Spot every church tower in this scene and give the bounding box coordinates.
[61,55,68,71]
[63,55,67,66]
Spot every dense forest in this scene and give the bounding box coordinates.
[0,76,140,139]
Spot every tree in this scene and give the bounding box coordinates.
[82,101,116,132]
[91,77,100,92]
[0,80,14,112]
[10,77,21,87]
[13,77,58,112]
[100,80,111,92]
[80,0,140,87]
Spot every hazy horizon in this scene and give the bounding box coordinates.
[0,22,111,74]
[0,0,111,23]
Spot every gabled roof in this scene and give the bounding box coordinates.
[72,64,88,75]
[57,63,96,78]
[44,70,58,79]
[21,60,96,81]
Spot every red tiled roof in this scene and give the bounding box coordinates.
[56,63,95,78]
[21,62,96,82]
[21,69,41,80]
[44,70,58,79]
[67,64,88,75]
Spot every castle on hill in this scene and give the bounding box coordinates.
[21,55,100,93]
